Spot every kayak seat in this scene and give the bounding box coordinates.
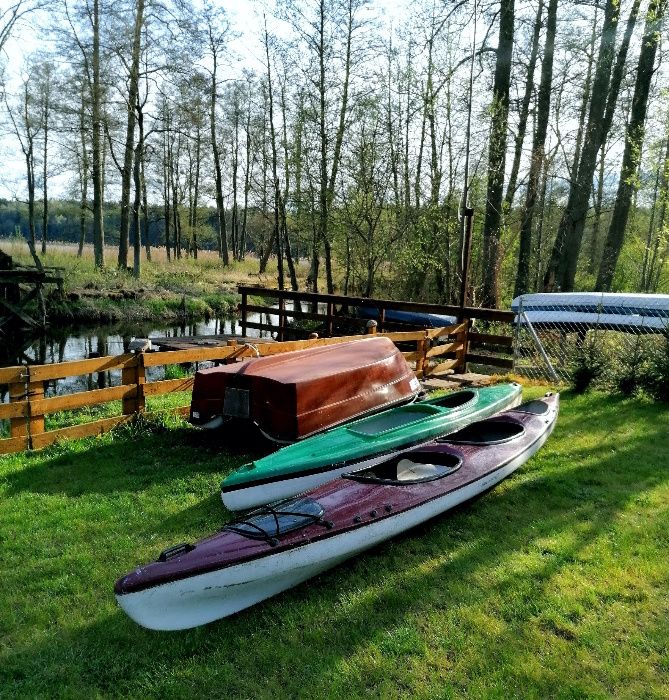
[345,451,461,484]
[396,459,444,481]
[439,418,524,445]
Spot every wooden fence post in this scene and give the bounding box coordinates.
[26,367,45,444]
[9,374,28,441]
[326,301,333,337]
[456,319,470,372]
[121,355,143,415]
[278,297,286,341]
[415,331,429,377]
[240,289,248,337]
[366,320,377,335]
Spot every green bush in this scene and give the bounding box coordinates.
[570,340,608,393]
[639,335,669,402]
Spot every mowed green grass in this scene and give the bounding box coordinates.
[1,388,668,699]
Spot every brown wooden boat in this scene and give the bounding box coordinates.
[189,337,421,442]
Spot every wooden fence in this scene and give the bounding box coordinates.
[0,323,474,455]
[239,286,515,371]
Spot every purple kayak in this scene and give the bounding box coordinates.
[115,393,559,630]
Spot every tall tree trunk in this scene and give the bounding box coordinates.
[642,115,669,290]
[40,71,50,255]
[131,140,142,278]
[264,18,284,290]
[568,6,598,183]
[240,107,251,261]
[77,82,88,257]
[543,0,634,291]
[481,0,515,308]
[504,0,544,210]
[117,0,144,269]
[163,108,171,262]
[588,144,606,271]
[514,0,557,297]
[596,0,667,291]
[210,48,229,265]
[91,0,104,268]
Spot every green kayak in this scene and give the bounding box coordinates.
[221,382,522,510]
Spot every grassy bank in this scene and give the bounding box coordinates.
[1,388,668,698]
[1,238,316,324]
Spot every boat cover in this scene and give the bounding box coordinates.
[511,292,669,332]
[190,337,420,441]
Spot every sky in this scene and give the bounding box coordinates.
[0,0,408,201]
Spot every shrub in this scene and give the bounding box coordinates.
[570,340,608,393]
[639,336,669,402]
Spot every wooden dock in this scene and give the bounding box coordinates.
[150,335,275,352]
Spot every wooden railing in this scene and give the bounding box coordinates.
[238,286,515,371]
[0,324,472,455]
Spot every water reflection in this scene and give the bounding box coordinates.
[0,314,276,403]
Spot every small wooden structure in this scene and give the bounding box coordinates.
[0,250,63,333]
[151,335,275,352]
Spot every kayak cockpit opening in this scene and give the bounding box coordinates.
[512,398,551,415]
[439,418,524,445]
[429,389,477,410]
[346,403,442,436]
[344,450,462,485]
[223,497,331,546]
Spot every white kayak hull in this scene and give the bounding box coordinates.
[117,425,552,631]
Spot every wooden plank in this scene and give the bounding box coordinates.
[30,415,132,450]
[9,381,27,438]
[424,359,459,377]
[27,379,45,436]
[0,435,30,455]
[425,342,464,358]
[0,366,24,384]
[0,400,28,419]
[0,296,41,327]
[402,351,421,362]
[465,353,514,369]
[142,346,238,367]
[377,330,426,342]
[468,331,513,347]
[29,384,137,415]
[143,377,195,397]
[28,353,137,381]
[424,323,467,339]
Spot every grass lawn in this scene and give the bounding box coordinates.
[1,387,668,698]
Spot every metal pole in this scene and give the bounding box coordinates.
[458,207,474,318]
[521,309,559,383]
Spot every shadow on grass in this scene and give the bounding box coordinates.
[3,420,273,498]
[3,393,669,696]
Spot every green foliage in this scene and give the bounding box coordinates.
[163,364,192,380]
[639,335,669,402]
[569,338,607,393]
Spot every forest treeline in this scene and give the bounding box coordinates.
[0,0,668,307]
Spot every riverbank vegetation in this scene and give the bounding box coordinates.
[1,388,668,697]
[0,236,318,324]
